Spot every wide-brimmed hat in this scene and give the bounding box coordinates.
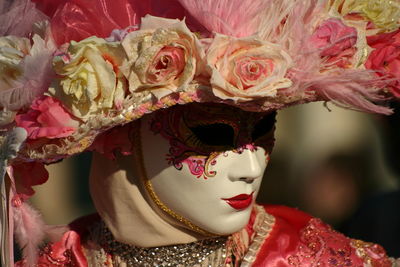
[1,0,399,265]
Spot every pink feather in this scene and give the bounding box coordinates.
[13,201,46,267]
[177,0,270,37]
[0,38,55,111]
[0,0,47,37]
[311,72,392,114]
[255,0,392,114]
[45,225,69,243]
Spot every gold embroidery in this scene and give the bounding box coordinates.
[351,239,392,266]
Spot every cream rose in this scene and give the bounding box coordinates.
[331,0,400,32]
[121,16,202,99]
[206,34,293,101]
[50,37,127,121]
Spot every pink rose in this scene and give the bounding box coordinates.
[147,46,186,84]
[233,56,275,90]
[15,96,79,139]
[122,16,203,99]
[366,29,400,97]
[311,19,357,68]
[206,34,292,101]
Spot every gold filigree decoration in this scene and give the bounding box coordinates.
[203,151,221,178]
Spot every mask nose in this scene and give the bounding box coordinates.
[227,149,267,183]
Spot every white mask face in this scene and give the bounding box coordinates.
[139,103,275,235]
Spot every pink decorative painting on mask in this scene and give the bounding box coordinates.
[148,103,275,179]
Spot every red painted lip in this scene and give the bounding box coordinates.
[222,192,254,210]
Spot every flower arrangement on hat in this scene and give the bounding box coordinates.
[1,0,400,265]
[1,0,399,161]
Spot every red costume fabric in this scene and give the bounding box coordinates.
[16,205,392,266]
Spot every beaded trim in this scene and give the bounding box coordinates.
[86,205,275,266]
[97,222,228,267]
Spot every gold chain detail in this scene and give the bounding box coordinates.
[132,120,216,237]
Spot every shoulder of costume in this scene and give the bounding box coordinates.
[254,204,394,266]
[263,204,313,229]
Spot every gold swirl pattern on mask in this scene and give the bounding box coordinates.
[202,151,221,178]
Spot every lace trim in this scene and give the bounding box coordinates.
[241,205,275,267]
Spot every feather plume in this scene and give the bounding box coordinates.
[256,0,392,114]
[257,0,324,62]
[288,68,393,114]
[0,0,47,37]
[310,71,393,114]
[0,35,55,111]
[257,0,298,43]
[13,201,46,267]
[177,0,270,37]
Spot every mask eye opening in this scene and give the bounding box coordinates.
[189,123,235,148]
[251,112,276,142]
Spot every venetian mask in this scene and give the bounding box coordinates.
[138,103,276,235]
